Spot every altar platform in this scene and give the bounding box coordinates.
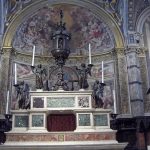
[1,90,127,150]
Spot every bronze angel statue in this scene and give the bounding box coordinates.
[31,64,47,89]
[92,80,104,108]
[76,63,93,89]
[16,81,30,109]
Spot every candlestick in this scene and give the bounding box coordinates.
[89,43,91,64]
[32,45,35,66]
[15,63,17,84]
[113,90,117,114]
[101,61,104,83]
[6,91,9,114]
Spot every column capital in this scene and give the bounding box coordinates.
[124,47,146,55]
[114,48,125,57]
[0,47,16,57]
[1,47,15,57]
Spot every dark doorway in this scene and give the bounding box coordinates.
[47,114,76,132]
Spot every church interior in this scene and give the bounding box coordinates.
[0,0,150,150]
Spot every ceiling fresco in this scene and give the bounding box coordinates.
[12,4,115,56]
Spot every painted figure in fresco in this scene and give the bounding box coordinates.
[16,81,30,109]
[92,80,104,108]
[76,63,93,89]
[31,64,47,89]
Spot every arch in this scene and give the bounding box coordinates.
[2,0,124,50]
[136,6,150,32]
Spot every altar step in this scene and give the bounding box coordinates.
[0,131,127,150]
[1,141,127,150]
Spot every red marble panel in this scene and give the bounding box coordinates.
[6,132,116,142]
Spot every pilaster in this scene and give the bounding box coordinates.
[114,48,130,114]
[0,47,13,114]
[125,47,144,116]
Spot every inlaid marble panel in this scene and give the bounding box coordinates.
[94,114,108,126]
[78,96,89,108]
[33,97,44,108]
[47,97,75,108]
[78,114,91,126]
[32,114,44,127]
[15,115,29,127]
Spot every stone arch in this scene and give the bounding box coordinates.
[136,6,150,33]
[136,6,150,113]
[2,0,124,51]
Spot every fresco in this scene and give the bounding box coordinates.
[12,4,114,56]
[90,61,114,81]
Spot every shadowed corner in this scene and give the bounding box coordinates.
[147,88,150,94]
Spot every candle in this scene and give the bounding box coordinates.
[113,90,117,114]
[89,43,91,64]
[32,45,35,66]
[6,91,9,114]
[15,63,17,84]
[101,61,104,83]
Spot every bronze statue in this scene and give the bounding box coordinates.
[92,80,105,108]
[76,63,93,89]
[53,72,69,91]
[15,81,30,109]
[31,64,47,89]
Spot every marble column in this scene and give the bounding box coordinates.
[125,47,144,116]
[0,47,13,114]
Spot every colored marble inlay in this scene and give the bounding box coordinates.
[94,114,108,126]
[6,132,116,142]
[32,115,44,127]
[15,115,29,127]
[58,134,64,141]
[78,96,89,107]
[47,97,75,108]
[33,97,44,108]
[78,114,91,126]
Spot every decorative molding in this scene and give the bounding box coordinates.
[124,47,146,55]
[128,0,134,31]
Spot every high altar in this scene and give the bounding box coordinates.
[7,90,126,150]
[1,10,127,150]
